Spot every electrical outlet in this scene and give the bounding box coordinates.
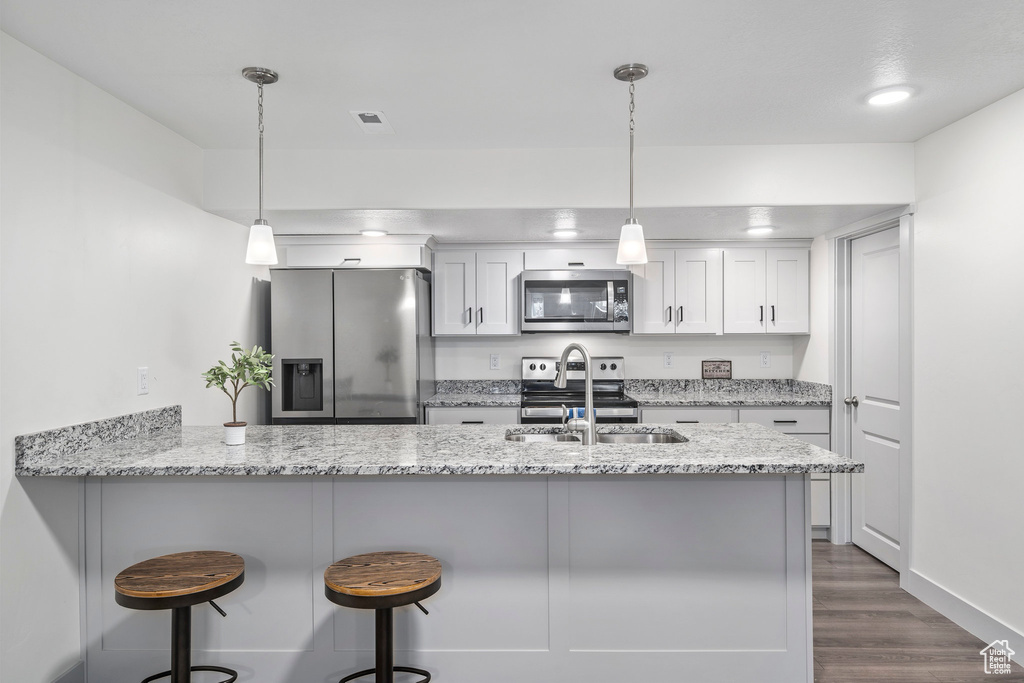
[489,354,500,370]
[663,352,673,368]
[137,367,149,395]
[760,352,771,368]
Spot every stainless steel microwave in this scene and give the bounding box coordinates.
[521,269,632,333]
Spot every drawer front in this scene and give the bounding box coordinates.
[641,407,738,424]
[425,407,519,425]
[738,407,830,434]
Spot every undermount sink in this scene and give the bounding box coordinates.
[505,432,581,443]
[596,431,687,444]
[505,430,687,444]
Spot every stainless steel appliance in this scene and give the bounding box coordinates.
[271,269,434,424]
[520,357,638,424]
[521,269,631,333]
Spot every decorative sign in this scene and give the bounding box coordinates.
[702,360,732,379]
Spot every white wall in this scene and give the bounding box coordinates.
[0,34,269,682]
[911,87,1024,642]
[793,235,830,384]
[436,334,795,380]
[203,144,915,211]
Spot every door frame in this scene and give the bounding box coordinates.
[826,207,913,576]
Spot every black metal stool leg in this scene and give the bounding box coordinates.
[171,606,191,683]
[338,606,431,683]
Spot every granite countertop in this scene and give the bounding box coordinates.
[16,423,862,477]
[425,379,832,408]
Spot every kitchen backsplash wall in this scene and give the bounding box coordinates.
[434,334,794,380]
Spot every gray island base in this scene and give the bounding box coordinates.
[19,423,862,683]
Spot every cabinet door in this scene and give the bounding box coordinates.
[766,249,809,334]
[738,407,830,434]
[675,249,723,334]
[475,250,523,336]
[433,251,476,335]
[524,248,620,270]
[630,249,675,334]
[723,249,767,333]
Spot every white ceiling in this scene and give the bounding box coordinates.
[2,1,1018,239]
[3,0,1024,151]
[210,205,904,241]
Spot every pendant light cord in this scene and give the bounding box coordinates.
[628,77,636,223]
[257,78,265,222]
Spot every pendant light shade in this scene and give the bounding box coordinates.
[616,221,648,265]
[614,64,649,265]
[242,67,279,265]
[246,220,278,265]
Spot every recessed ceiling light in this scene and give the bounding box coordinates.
[746,226,774,236]
[553,229,578,239]
[360,229,388,237]
[867,87,913,106]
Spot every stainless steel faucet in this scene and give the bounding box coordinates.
[554,342,597,445]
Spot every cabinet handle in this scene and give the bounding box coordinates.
[461,420,484,424]
[568,262,585,267]
[467,308,473,323]
[667,306,672,322]
[676,420,699,423]
[759,305,764,323]
[771,305,776,323]
[773,420,798,424]
[678,306,684,322]
[478,307,483,324]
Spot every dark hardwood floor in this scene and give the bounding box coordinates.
[813,541,1024,682]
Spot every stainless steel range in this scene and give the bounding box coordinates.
[520,356,638,424]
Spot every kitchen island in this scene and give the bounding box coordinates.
[18,418,862,683]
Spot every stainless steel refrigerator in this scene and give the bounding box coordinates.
[270,268,434,424]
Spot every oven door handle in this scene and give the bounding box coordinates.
[521,406,637,418]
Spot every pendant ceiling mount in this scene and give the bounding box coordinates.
[613,64,648,82]
[242,67,279,85]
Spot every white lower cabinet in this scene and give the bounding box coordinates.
[738,407,831,526]
[640,407,737,423]
[425,406,520,424]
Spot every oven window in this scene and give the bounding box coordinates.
[524,281,611,321]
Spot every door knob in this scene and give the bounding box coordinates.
[844,396,859,407]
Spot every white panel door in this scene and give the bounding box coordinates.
[675,248,723,334]
[475,250,523,335]
[630,249,675,334]
[432,251,476,335]
[723,249,767,333]
[766,249,809,334]
[851,227,902,569]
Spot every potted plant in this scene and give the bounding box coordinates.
[202,341,274,445]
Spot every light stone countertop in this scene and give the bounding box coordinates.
[423,393,521,407]
[16,423,862,477]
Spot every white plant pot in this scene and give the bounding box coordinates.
[224,423,247,446]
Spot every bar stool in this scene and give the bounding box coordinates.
[324,551,442,683]
[114,550,245,683]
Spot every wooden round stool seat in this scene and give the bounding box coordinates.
[115,550,245,611]
[325,551,442,609]
[325,551,442,683]
[115,550,245,683]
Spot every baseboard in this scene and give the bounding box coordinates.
[903,569,1023,655]
[811,526,830,540]
[52,660,85,683]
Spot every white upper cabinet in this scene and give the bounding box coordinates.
[433,250,523,336]
[724,248,808,334]
[632,248,722,335]
[524,248,620,271]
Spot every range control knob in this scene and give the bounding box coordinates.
[610,363,617,370]
[529,363,536,371]
[539,363,546,371]
[600,363,607,371]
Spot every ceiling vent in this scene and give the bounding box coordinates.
[349,110,395,134]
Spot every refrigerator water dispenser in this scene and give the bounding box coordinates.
[280,359,323,411]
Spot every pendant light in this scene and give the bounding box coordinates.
[613,63,649,265]
[243,67,279,265]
